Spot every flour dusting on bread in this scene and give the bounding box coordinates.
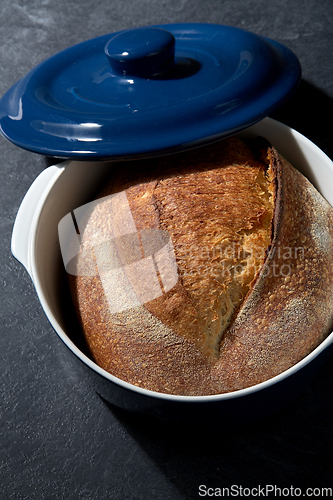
[66,137,333,395]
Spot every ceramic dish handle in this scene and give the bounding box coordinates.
[11,164,65,279]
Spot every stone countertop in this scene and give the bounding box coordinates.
[1,1,332,499]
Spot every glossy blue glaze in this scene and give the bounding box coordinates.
[0,23,301,159]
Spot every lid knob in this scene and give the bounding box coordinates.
[104,27,175,78]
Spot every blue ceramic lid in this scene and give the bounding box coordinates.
[0,23,301,159]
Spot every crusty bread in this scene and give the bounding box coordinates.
[68,137,333,395]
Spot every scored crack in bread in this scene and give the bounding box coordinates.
[145,140,274,357]
[68,136,333,395]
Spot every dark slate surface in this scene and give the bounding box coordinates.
[1,1,333,499]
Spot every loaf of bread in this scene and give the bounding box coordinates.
[67,137,333,395]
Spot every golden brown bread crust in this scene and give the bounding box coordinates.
[68,137,333,395]
[213,148,333,391]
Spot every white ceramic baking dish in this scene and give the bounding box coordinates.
[11,117,333,422]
